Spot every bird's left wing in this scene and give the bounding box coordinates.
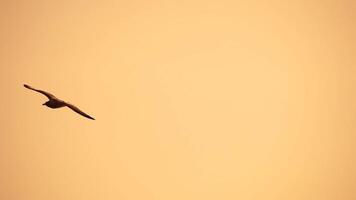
[24,84,56,100]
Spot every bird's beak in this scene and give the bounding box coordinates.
[42,103,46,106]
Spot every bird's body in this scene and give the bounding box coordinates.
[24,84,95,120]
[43,99,67,108]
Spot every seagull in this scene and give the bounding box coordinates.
[24,84,95,120]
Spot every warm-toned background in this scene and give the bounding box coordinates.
[1,1,355,199]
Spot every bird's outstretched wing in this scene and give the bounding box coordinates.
[65,102,95,120]
[23,84,56,100]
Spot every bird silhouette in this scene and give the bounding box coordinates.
[24,84,95,120]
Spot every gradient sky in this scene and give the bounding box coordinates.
[1,0,356,199]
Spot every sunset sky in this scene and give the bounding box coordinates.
[1,0,356,199]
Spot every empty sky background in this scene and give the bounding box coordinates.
[1,0,356,199]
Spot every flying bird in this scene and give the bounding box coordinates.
[24,84,95,120]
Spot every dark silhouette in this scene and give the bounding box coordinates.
[24,84,95,120]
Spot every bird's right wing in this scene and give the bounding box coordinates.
[23,84,56,99]
[65,102,95,120]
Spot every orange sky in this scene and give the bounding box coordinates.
[1,0,356,199]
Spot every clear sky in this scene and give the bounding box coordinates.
[1,0,356,199]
